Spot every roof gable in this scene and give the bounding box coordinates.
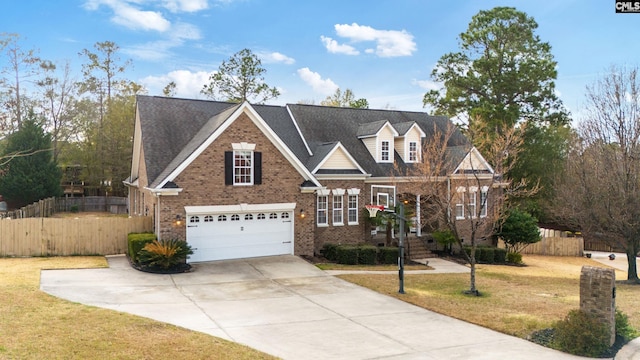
[453,147,495,174]
[137,97,320,189]
[357,120,399,138]
[311,142,366,174]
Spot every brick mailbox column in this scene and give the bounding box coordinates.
[580,266,616,346]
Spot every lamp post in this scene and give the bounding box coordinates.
[366,202,407,294]
[397,202,405,294]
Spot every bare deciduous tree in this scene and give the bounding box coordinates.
[401,119,529,294]
[553,65,640,282]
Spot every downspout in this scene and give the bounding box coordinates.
[416,194,421,237]
[447,177,451,220]
[156,194,161,241]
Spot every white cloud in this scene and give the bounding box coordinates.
[84,0,171,32]
[170,22,202,40]
[324,23,416,58]
[320,36,359,56]
[259,51,295,65]
[162,0,208,12]
[297,68,338,95]
[412,79,440,92]
[140,69,211,98]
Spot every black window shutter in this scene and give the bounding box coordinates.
[254,152,262,185]
[224,151,233,185]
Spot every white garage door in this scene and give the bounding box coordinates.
[185,203,295,262]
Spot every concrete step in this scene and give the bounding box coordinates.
[407,237,437,259]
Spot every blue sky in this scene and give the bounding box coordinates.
[2,0,639,118]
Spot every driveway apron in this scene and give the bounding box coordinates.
[40,255,589,360]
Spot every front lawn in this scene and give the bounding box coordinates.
[0,257,275,360]
[336,255,640,339]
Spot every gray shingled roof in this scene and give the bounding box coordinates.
[149,103,241,188]
[356,120,388,138]
[286,104,468,177]
[137,96,238,187]
[136,96,470,187]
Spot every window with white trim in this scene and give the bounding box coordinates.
[408,141,418,162]
[190,216,200,223]
[381,140,390,161]
[348,194,358,224]
[233,150,253,185]
[333,193,343,225]
[257,213,265,220]
[317,195,328,226]
[455,188,465,220]
[231,214,240,221]
[204,215,214,222]
[480,188,488,218]
[218,215,227,221]
[468,190,477,218]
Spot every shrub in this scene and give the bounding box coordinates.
[552,309,610,357]
[479,247,495,264]
[432,229,456,253]
[496,208,541,254]
[357,245,377,265]
[616,309,639,341]
[127,232,157,263]
[336,245,358,265]
[70,204,79,213]
[321,243,339,262]
[137,239,193,270]
[494,248,507,264]
[378,246,399,264]
[506,252,522,264]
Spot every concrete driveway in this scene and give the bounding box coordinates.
[40,255,588,360]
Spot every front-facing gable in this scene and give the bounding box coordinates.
[393,122,426,163]
[310,142,367,176]
[152,101,320,191]
[453,147,495,175]
[357,121,398,164]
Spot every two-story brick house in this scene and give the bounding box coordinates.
[125,96,497,262]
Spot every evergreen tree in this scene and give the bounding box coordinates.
[0,110,61,207]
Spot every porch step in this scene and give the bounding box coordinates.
[407,236,437,259]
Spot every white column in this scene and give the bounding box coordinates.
[416,194,421,237]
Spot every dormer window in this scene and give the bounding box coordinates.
[357,120,398,164]
[408,141,418,162]
[381,141,390,161]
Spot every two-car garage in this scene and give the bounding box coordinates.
[185,203,295,262]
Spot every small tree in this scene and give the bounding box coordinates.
[496,208,541,254]
[0,110,61,207]
[403,119,530,295]
[201,48,279,104]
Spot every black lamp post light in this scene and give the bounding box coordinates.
[366,202,408,294]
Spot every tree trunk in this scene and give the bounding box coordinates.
[627,245,639,282]
[468,247,478,294]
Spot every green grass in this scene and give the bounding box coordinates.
[0,257,275,360]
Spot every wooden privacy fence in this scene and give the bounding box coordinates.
[0,217,152,257]
[499,237,584,257]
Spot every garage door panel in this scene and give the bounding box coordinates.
[186,208,294,262]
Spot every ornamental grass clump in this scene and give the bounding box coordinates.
[138,239,193,270]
